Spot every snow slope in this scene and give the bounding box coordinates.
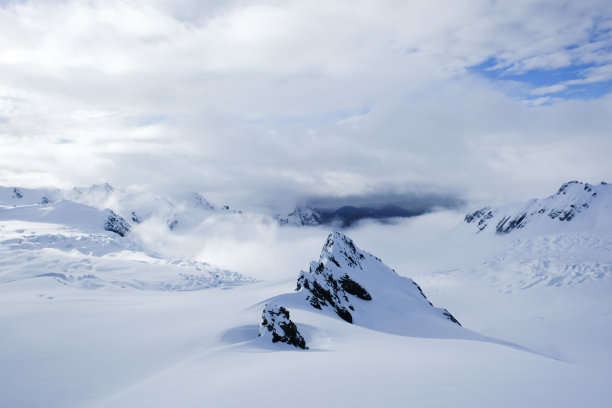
[464,180,612,235]
[1,181,612,407]
[0,200,253,292]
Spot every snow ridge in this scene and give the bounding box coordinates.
[465,181,611,235]
[296,232,460,326]
[277,206,324,226]
[259,232,463,348]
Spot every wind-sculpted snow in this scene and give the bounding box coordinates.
[0,220,254,291]
[471,232,612,291]
[0,200,132,237]
[465,181,611,235]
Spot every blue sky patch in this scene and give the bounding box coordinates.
[469,56,612,103]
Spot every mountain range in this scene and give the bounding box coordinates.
[1,180,611,407]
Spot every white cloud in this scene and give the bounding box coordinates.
[0,0,611,208]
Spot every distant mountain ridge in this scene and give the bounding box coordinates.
[278,204,436,227]
[0,184,240,233]
[464,180,611,235]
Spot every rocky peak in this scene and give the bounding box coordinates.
[259,303,308,349]
[285,206,324,226]
[297,232,459,327]
[319,231,370,270]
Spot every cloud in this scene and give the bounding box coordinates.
[0,0,611,209]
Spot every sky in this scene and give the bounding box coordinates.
[1,0,611,210]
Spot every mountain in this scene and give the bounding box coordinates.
[1,184,242,232]
[0,188,253,291]
[3,183,611,407]
[278,204,429,227]
[259,232,480,345]
[0,195,131,237]
[464,181,612,235]
[276,206,324,226]
[0,186,62,206]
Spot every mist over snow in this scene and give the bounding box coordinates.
[2,1,612,407]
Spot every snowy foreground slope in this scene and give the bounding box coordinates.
[2,181,612,407]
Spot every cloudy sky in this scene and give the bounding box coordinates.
[1,0,611,210]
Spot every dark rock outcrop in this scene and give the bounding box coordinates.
[259,303,308,349]
[464,207,495,233]
[103,210,130,237]
[296,233,372,323]
[130,211,141,223]
[167,217,178,231]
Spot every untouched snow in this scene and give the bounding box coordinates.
[1,182,612,407]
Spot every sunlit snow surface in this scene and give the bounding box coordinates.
[1,191,612,407]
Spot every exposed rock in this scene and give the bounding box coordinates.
[12,187,23,199]
[167,216,178,231]
[259,303,308,349]
[131,211,141,224]
[103,210,130,237]
[191,192,215,211]
[496,212,527,234]
[464,207,495,233]
[296,232,460,327]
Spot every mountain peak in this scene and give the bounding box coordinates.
[295,232,460,329]
[319,231,366,270]
[465,180,611,235]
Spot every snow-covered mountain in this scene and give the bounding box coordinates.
[0,186,62,206]
[276,206,324,226]
[0,188,253,291]
[455,180,612,292]
[0,194,131,237]
[295,232,460,328]
[464,180,612,235]
[277,204,436,227]
[1,183,242,232]
[257,232,504,349]
[2,181,612,407]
